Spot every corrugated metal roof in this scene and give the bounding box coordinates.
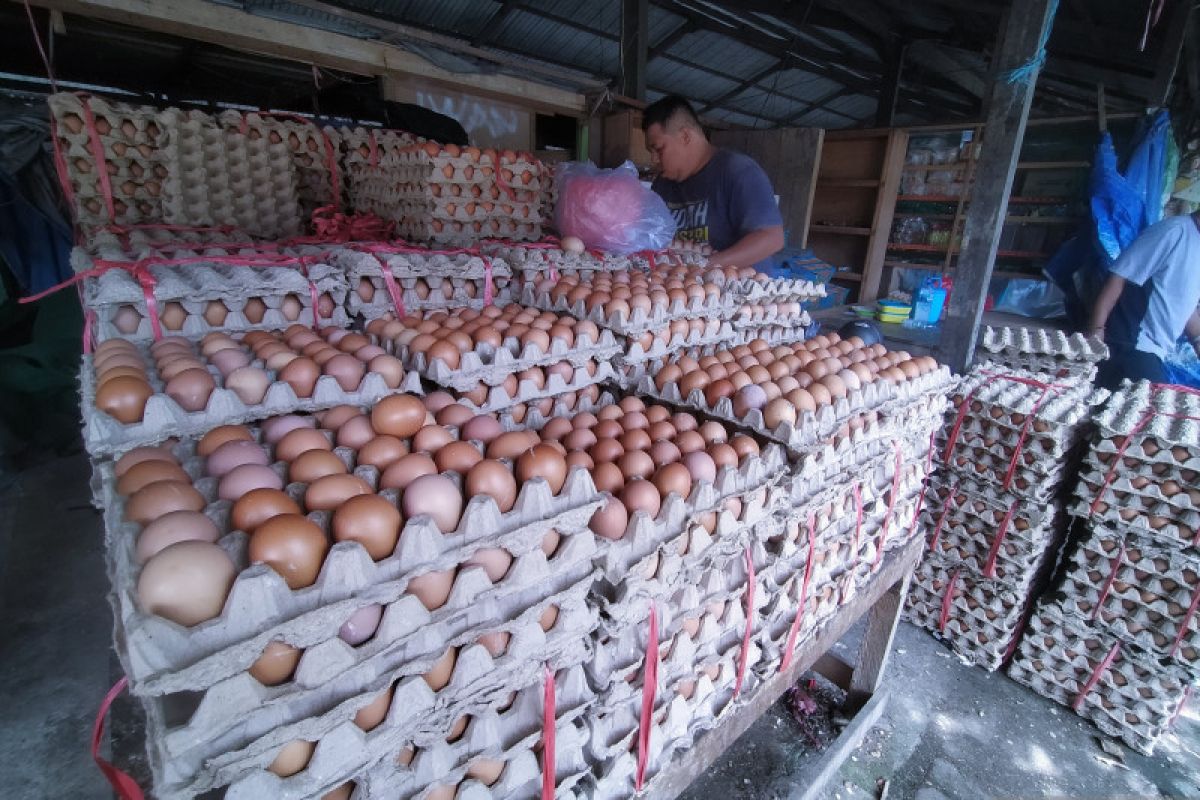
[661,30,778,78]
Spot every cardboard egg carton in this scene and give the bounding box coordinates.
[210,651,582,800]
[398,331,622,392]
[977,353,1099,382]
[519,284,738,337]
[1068,495,1200,552]
[923,473,1063,533]
[727,322,815,348]
[720,276,825,303]
[341,128,418,167]
[214,127,304,239]
[950,368,1100,426]
[142,582,595,797]
[353,278,516,316]
[481,243,633,275]
[1075,461,1200,516]
[755,567,862,676]
[359,699,592,799]
[98,440,602,692]
[80,225,253,257]
[448,359,619,413]
[78,251,350,343]
[1096,382,1200,451]
[1009,606,1190,755]
[979,325,1108,363]
[80,343,418,457]
[730,304,815,330]
[616,322,739,371]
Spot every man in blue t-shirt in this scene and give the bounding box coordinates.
[642,96,784,271]
[1089,209,1200,388]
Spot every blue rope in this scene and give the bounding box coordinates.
[1000,0,1060,85]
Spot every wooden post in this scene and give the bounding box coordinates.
[937,0,1059,373]
[620,0,648,100]
[874,42,907,128]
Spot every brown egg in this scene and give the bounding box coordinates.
[261,415,316,444]
[466,757,506,786]
[435,403,475,428]
[319,404,362,432]
[371,394,427,438]
[368,354,406,388]
[275,428,334,462]
[465,459,518,512]
[114,444,177,477]
[333,495,402,560]
[305,474,372,511]
[513,445,569,497]
[287,449,347,484]
[617,450,655,480]
[589,497,629,540]
[649,439,683,468]
[117,459,190,495]
[248,640,303,686]
[486,430,540,459]
[808,382,833,406]
[477,630,510,656]
[653,463,693,500]
[407,567,456,610]
[402,474,463,533]
[620,429,652,452]
[460,415,503,443]
[621,479,661,518]
[591,462,625,494]
[135,510,220,563]
[249,514,329,589]
[432,440,480,473]
[231,488,302,533]
[356,436,408,470]
[205,439,270,478]
[763,397,798,429]
[137,541,236,626]
[125,480,206,525]
[268,739,315,777]
[278,357,320,398]
[95,376,153,423]
[680,451,717,484]
[464,547,513,582]
[218,463,284,502]
[423,647,458,691]
[380,453,438,490]
[707,442,739,470]
[674,430,706,454]
[820,374,847,400]
[729,434,760,460]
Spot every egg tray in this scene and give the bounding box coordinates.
[448,360,620,414]
[519,284,738,338]
[615,322,739,371]
[951,367,1101,424]
[359,706,592,800]
[923,473,1065,536]
[141,582,595,796]
[1008,606,1190,756]
[588,441,787,585]
[96,447,603,692]
[1095,382,1200,451]
[937,400,1097,456]
[333,248,514,282]
[935,438,1077,494]
[636,361,953,454]
[1068,495,1200,553]
[396,331,623,392]
[215,129,306,239]
[1075,461,1200,516]
[401,219,542,247]
[79,258,351,343]
[341,127,418,167]
[216,112,343,213]
[727,322,815,348]
[729,303,816,330]
[976,354,1099,383]
[79,342,419,457]
[352,283,517,318]
[979,325,1109,362]
[81,226,257,256]
[480,244,632,274]
[212,651,582,800]
[721,276,826,304]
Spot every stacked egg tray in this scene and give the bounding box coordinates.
[440,360,619,415]
[908,367,1099,670]
[83,328,418,457]
[1009,605,1191,755]
[977,325,1108,381]
[579,560,769,799]
[76,247,350,343]
[616,319,739,373]
[539,166,558,231]
[391,145,543,245]
[341,127,419,169]
[329,248,516,316]
[484,243,634,285]
[93,394,607,798]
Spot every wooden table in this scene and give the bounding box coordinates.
[646,537,924,800]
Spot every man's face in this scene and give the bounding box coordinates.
[645,122,690,181]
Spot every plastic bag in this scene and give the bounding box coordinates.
[993,277,1066,319]
[554,161,676,253]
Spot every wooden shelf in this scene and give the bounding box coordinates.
[902,162,968,172]
[1016,160,1091,169]
[831,272,864,282]
[1007,195,1074,204]
[887,242,1053,259]
[883,260,1040,280]
[887,242,955,252]
[896,194,965,202]
[1005,215,1080,225]
[818,178,881,188]
[896,194,1074,205]
[809,224,873,236]
[893,212,956,220]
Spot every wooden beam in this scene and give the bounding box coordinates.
[938,0,1059,373]
[470,0,518,47]
[874,42,906,127]
[695,58,787,114]
[15,0,589,116]
[1149,0,1194,107]
[620,0,648,100]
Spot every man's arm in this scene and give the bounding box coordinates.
[709,225,785,269]
[1088,273,1126,339]
[1186,307,1200,358]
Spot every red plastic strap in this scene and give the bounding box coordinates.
[296,257,322,328]
[938,569,960,633]
[734,546,756,698]
[1091,540,1126,621]
[92,677,144,800]
[1170,582,1200,658]
[136,268,162,341]
[850,482,864,554]
[82,309,96,355]
[780,512,817,674]
[321,131,340,207]
[910,430,938,529]
[942,388,978,461]
[374,255,406,318]
[48,110,77,226]
[1001,608,1032,664]
[635,603,659,792]
[78,95,116,222]
[928,484,959,552]
[1088,411,1154,516]
[982,500,1019,578]
[1072,641,1121,711]
[22,0,58,91]
[1002,385,1060,490]
[306,205,394,242]
[368,130,379,167]
[541,664,556,800]
[1170,685,1193,729]
[872,442,904,569]
[483,258,495,306]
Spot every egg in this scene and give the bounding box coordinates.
[589,497,629,540]
[261,415,316,444]
[137,541,236,626]
[353,687,392,732]
[248,640,303,686]
[464,547,513,582]
[477,630,510,656]
[380,453,438,490]
[372,394,428,438]
[652,462,693,500]
[486,430,540,459]
[135,509,219,564]
[407,567,456,610]
[561,235,585,253]
[466,757,506,786]
[95,375,153,423]
[289,449,348,484]
[460,415,503,443]
[114,444,177,477]
[539,604,559,631]
[268,740,315,777]
[338,603,383,646]
[402,474,463,532]
[218,463,284,501]
[206,439,270,478]
[332,495,402,560]
[275,428,333,462]
[356,436,408,470]
[464,459,518,512]
[117,459,190,495]
[621,479,661,518]
[232,488,302,532]
[248,514,330,589]
[423,647,458,691]
[305,474,372,511]
[278,357,320,397]
[125,480,206,524]
[515,444,568,494]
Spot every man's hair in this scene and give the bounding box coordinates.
[641,95,704,134]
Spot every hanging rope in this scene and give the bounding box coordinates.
[1000,0,1060,85]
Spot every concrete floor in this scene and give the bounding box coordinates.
[2,446,1197,799]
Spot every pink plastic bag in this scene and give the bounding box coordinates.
[554,161,676,253]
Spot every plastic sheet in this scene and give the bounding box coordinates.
[554,161,675,254]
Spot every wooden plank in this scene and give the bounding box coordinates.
[644,537,924,800]
[861,129,907,303]
[1149,0,1194,107]
[19,0,587,116]
[847,573,912,711]
[620,0,648,100]
[793,690,891,800]
[938,0,1058,373]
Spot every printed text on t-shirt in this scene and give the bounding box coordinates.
[668,200,709,243]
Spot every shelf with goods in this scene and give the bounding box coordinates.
[805,128,907,304]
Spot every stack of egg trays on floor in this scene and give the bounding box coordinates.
[906,367,1101,670]
[342,127,418,229]
[977,325,1108,382]
[1010,381,1200,754]
[219,110,344,222]
[538,164,558,231]
[92,400,605,799]
[755,409,943,675]
[484,244,634,290]
[331,248,516,317]
[77,244,350,343]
